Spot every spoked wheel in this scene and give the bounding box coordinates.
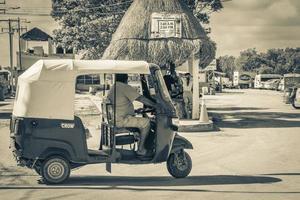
[41,156,70,184]
[167,150,192,178]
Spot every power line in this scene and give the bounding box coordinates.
[3,9,128,16]
[3,12,50,16]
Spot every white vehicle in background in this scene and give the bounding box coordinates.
[263,79,280,90]
[233,71,253,89]
[254,74,282,89]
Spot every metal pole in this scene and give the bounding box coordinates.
[103,73,106,96]
[113,74,116,128]
[18,17,22,71]
[8,19,14,94]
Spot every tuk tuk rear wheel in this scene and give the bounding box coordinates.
[167,151,192,178]
[41,156,70,184]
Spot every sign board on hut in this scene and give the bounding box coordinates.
[150,13,182,38]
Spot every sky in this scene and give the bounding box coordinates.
[210,0,300,56]
[0,0,300,67]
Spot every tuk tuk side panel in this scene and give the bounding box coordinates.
[152,115,175,163]
[11,116,89,163]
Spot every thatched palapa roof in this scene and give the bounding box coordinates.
[103,0,216,68]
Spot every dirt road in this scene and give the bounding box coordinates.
[0,89,300,200]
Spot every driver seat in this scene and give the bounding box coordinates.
[114,128,139,145]
[102,100,139,146]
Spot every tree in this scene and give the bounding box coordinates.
[257,64,273,74]
[234,47,300,75]
[217,55,235,79]
[185,0,223,25]
[235,48,265,72]
[51,0,223,59]
[283,48,300,74]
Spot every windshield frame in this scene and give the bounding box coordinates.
[150,65,177,117]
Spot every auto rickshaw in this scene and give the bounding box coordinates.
[10,59,193,184]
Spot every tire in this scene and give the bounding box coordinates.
[41,156,70,184]
[167,150,192,178]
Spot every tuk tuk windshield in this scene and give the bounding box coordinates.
[155,70,174,106]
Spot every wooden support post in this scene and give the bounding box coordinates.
[188,55,200,119]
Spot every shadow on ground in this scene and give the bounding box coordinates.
[0,112,11,119]
[221,91,245,94]
[211,111,300,129]
[209,107,268,111]
[3,175,298,194]
[0,103,10,107]
[62,175,281,187]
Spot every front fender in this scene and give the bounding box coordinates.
[171,134,193,153]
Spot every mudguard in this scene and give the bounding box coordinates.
[40,147,73,161]
[170,134,193,153]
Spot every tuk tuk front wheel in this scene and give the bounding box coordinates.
[41,156,70,184]
[167,150,192,178]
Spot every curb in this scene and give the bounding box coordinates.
[178,120,216,132]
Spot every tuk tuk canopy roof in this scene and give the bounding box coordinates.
[13,59,150,120]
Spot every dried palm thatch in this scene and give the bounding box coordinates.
[102,0,216,68]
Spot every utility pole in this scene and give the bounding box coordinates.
[0,18,29,94]
[8,19,13,70]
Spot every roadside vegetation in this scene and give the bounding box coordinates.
[217,48,300,79]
